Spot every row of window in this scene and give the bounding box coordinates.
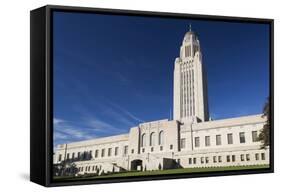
[181,69,195,117]
[182,44,199,58]
[187,153,266,165]
[72,153,266,173]
[58,131,259,161]
[58,146,130,162]
[78,165,102,172]
[189,131,259,148]
[141,145,166,153]
[141,131,164,147]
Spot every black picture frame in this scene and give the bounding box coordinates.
[30,5,274,187]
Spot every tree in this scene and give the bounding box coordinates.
[258,98,270,149]
[53,160,78,177]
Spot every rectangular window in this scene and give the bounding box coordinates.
[216,135,221,145]
[170,144,173,150]
[252,131,258,142]
[261,153,265,160]
[239,132,246,143]
[193,158,196,164]
[241,154,245,161]
[213,156,217,163]
[92,166,95,171]
[151,147,153,152]
[227,133,233,144]
[66,153,69,159]
[142,148,145,153]
[78,152,81,159]
[227,155,230,162]
[115,147,118,156]
[232,155,235,162]
[58,154,62,161]
[189,158,192,164]
[101,149,105,157]
[108,148,112,156]
[205,136,210,146]
[124,146,128,155]
[201,157,204,164]
[95,150,99,158]
[195,137,200,147]
[218,156,222,162]
[160,146,163,151]
[72,152,75,159]
[205,157,209,163]
[246,154,250,161]
[132,149,135,154]
[255,153,259,160]
[180,138,186,149]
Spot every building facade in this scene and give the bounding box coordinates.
[54,27,269,176]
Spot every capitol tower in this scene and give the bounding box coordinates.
[173,25,209,122]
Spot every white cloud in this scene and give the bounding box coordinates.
[87,118,126,134]
[108,101,144,123]
[53,117,97,146]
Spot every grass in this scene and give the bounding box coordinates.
[54,164,270,181]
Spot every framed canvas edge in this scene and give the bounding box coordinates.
[30,4,274,187]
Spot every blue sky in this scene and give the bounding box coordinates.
[53,11,270,146]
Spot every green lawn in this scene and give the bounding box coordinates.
[54,164,269,181]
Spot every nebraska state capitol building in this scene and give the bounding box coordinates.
[54,27,269,175]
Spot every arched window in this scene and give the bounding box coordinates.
[141,133,146,147]
[159,131,164,145]
[150,132,155,146]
